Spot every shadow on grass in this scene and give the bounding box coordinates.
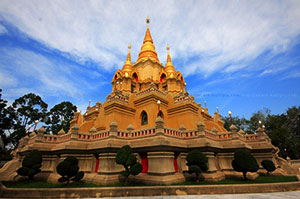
[2,176,297,188]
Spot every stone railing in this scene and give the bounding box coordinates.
[216,132,232,140]
[174,95,194,104]
[43,134,59,143]
[24,120,268,147]
[116,128,156,138]
[106,91,129,104]
[136,86,167,97]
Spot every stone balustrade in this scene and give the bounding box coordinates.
[106,91,129,104]
[29,123,266,145]
[136,86,167,97]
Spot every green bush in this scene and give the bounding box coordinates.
[115,145,142,184]
[186,150,208,182]
[17,149,42,180]
[56,156,84,184]
[261,159,276,175]
[232,149,259,180]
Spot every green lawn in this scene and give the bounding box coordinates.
[2,176,298,188]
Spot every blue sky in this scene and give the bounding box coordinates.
[0,0,299,119]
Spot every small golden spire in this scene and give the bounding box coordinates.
[122,43,133,73]
[137,17,159,62]
[165,44,175,75]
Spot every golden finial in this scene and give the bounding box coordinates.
[165,43,175,74]
[122,43,133,72]
[137,16,159,62]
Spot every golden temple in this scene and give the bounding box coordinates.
[0,18,298,185]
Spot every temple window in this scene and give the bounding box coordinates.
[114,75,117,80]
[160,74,166,82]
[133,73,138,82]
[141,111,148,126]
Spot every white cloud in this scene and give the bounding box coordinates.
[0,24,7,34]
[0,0,299,77]
[0,69,18,86]
[281,71,300,80]
[0,47,94,100]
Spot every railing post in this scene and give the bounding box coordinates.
[197,121,205,135]
[257,126,265,141]
[230,124,238,139]
[127,124,134,137]
[109,120,118,137]
[155,116,164,135]
[35,126,45,143]
[71,124,79,140]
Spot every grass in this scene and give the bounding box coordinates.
[2,176,298,188]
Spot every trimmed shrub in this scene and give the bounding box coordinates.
[115,145,142,184]
[232,149,259,180]
[17,149,42,180]
[261,159,276,175]
[56,156,84,184]
[186,150,208,182]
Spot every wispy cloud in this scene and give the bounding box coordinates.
[0,0,299,77]
[0,23,7,34]
[0,46,107,102]
[0,68,18,86]
[281,71,300,80]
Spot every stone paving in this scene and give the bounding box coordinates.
[79,191,300,199]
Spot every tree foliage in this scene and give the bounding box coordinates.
[46,101,76,134]
[0,89,14,149]
[261,159,276,175]
[186,150,208,182]
[232,149,259,180]
[115,145,142,184]
[222,106,300,159]
[56,156,84,184]
[17,149,42,180]
[7,93,48,148]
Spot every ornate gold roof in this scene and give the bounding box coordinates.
[165,44,175,74]
[122,43,133,73]
[136,17,159,63]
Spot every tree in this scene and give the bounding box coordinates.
[261,160,276,175]
[222,116,250,133]
[231,149,259,180]
[232,149,259,180]
[265,106,300,159]
[17,149,42,180]
[56,156,84,184]
[46,101,76,134]
[0,89,14,149]
[248,108,270,133]
[186,150,208,182]
[8,93,48,148]
[115,145,142,184]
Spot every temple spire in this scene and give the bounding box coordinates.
[122,43,133,73]
[165,44,175,75]
[137,17,159,63]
